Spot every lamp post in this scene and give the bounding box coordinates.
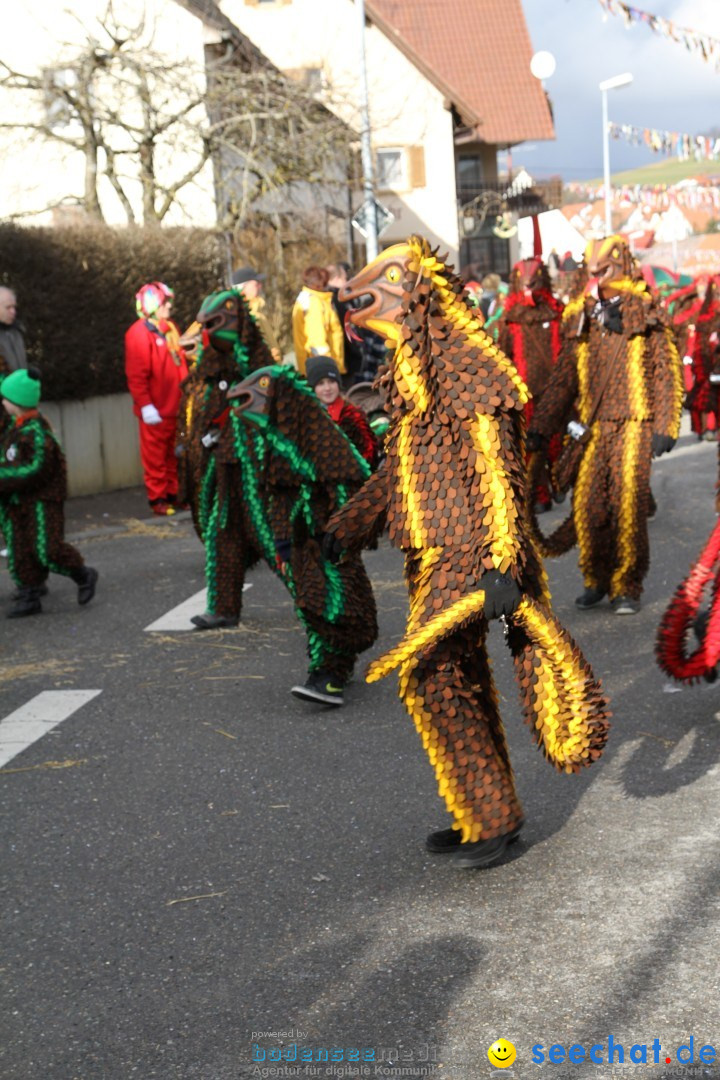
[599,72,633,236]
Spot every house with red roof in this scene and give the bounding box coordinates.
[222,0,555,271]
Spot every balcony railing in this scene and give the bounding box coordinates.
[457,177,563,213]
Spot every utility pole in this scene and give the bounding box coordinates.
[356,0,378,259]
[599,73,633,237]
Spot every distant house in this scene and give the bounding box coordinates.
[221,0,555,272]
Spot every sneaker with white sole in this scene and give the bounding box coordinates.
[291,670,345,706]
[611,595,640,615]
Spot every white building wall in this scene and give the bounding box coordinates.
[0,0,217,226]
[220,0,460,260]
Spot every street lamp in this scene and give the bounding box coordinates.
[599,72,633,236]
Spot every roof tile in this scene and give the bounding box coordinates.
[366,0,555,145]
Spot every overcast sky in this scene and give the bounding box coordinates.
[501,0,720,180]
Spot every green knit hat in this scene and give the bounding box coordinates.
[1,368,41,408]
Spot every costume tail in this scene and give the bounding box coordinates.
[366,590,610,773]
[656,516,720,683]
[366,589,487,683]
[525,452,576,558]
[510,597,610,772]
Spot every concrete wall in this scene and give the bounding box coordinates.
[42,393,143,497]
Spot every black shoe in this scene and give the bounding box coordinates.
[453,823,524,869]
[426,828,463,853]
[11,583,48,601]
[611,595,640,615]
[291,670,345,706]
[190,612,239,630]
[7,587,42,618]
[575,587,606,610]
[74,567,98,606]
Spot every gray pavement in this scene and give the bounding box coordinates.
[2,436,720,1080]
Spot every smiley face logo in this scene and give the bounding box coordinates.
[487,1039,516,1068]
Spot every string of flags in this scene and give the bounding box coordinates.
[596,0,720,70]
[608,123,720,162]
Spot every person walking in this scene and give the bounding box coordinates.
[528,235,683,615]
[0,368,98,618]
[125,282,188,516]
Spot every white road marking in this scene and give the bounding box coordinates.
[144,584,252,632]
[0,690,102,770]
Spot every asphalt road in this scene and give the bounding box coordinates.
[2,433,720,1080]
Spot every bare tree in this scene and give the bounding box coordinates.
[0,3,354,228]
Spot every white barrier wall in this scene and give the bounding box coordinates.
[41,393,143,496]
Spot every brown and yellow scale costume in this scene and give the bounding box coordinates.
[530,236,684,602]
[325,237,609,844]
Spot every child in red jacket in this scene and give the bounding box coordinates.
[305,356,379,468]
[125,282,188,515]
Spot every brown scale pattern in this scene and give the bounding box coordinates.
[530,237,683,601]
[326,236,609,844]
[213,368,378,680]
[181,291,273,613]
[497,261,564,509]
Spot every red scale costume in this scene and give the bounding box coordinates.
[529,236,684,612]
[496,257,564,510]
[323,236,610,868]
[669,276,720,439]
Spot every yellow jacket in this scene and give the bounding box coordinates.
[291,287,345,374]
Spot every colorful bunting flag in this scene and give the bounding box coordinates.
[608,122,720,162]
[597,0,720,70]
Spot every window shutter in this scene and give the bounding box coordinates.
[408,146,426,188]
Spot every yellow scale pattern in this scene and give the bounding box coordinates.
[470,412,520,572]
[325,235,610,844]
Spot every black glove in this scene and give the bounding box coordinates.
[322,531,345,564]
[602,299,623,334]
[482,571,521,620]
[652,433,676,458]
[526,431,546,453]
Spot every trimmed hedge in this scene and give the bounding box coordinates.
[0,224,226,401]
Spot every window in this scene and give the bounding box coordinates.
[376,148,405,191]
[457,155,485,197]
[283,66,324,93]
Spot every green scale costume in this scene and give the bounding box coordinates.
[176,289,273,540]
[202,364,378,683]
[0,410,95,614]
